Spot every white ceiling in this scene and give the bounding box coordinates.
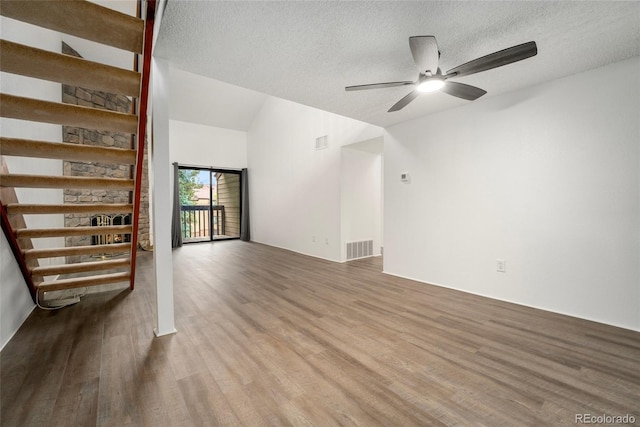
[155,1,640,129]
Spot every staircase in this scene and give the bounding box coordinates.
[0,0,155,302]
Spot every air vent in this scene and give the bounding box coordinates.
[315,135,328,150]
[346,239,374,260]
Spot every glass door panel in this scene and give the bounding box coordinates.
[179,168,211,242]
[213,172,241,239]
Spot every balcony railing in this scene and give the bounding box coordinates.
[180,205,225,241]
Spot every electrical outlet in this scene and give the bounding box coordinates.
[312,236,316,243]
[496,259,506,273]
[325,238,329,245]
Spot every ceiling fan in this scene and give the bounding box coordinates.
[345,36,538,112]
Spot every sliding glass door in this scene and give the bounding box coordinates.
[178,166,241,243]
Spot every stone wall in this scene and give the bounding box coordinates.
[138,141,151,250]
[62,42,151,261]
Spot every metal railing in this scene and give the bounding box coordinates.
[180,205,225,240]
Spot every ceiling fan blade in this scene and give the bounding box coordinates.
[446,41,537,78]
[441,81,487,101]
[409,36,439,74]
[345,81,414,91]
[388,90,419,112]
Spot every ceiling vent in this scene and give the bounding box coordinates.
[315,135,328,150]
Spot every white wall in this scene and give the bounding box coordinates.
[169,67,267,132]
[384,56,640,331]
[1,17,66,348]
[340,142,383,260]
[0,233,35,350]
[169,120,247,169]
[248,97,382,261]
[66,0,137,69]
[1,18,65,234]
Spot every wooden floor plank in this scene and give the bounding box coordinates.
[49,294,105,427]
[177,372,241,426]
[1,241,639,426]
[1,301,80,426]
[50,378,100,427]
[97,333,142,427]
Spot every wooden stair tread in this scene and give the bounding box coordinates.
[0,1,144,53]
[0,93,138,134]
[31,257,130,276]
[16,225,132,239]
[6,203,133,215]
[0,40,141,97]
[24,243,131,260]
[0,137,137,165]
[0,174,134,190]
[37,272,131,292]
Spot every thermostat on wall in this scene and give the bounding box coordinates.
[400,172,410,183]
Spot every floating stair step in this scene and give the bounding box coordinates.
[0,1,144,53]
[16,225,132,239]
[31,257,130,277]
[24,243,131,260]
[12,139,138,166]
[6,203,133,215]
[0,174,134,190]
[0,94,138,134]
[0,137,137,165]
[37,272,131,292]
[0,40,141,97]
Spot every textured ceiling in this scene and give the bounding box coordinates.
[155,1,640,128]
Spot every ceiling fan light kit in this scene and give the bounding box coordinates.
[346,36,538,112]
[416,78,445,93]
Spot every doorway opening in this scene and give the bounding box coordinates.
[340,136,383,262]
[178,166,242,243]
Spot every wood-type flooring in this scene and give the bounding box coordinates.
[1,241,639,426]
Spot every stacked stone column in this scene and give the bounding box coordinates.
[62,42,151,262]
